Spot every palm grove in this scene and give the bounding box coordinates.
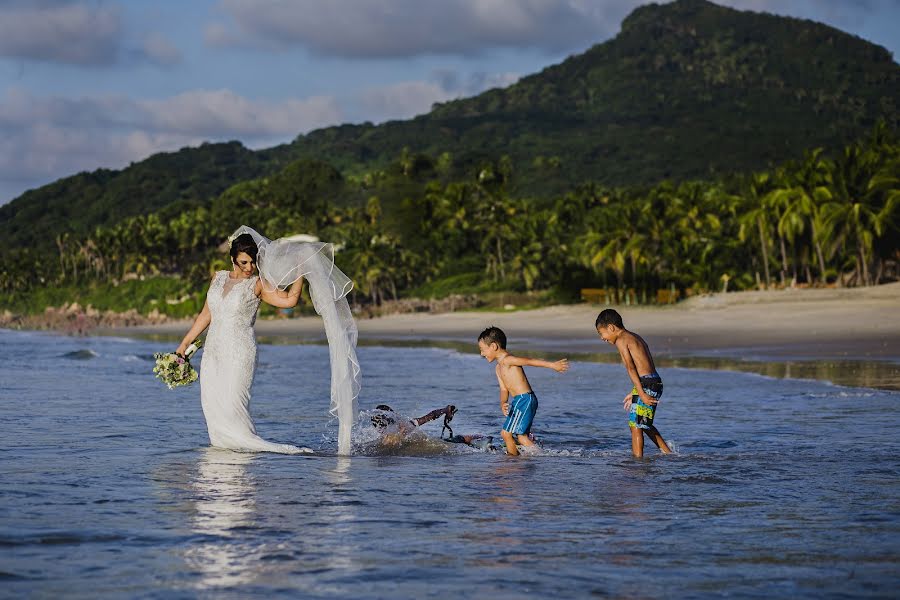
[1,124,897,318]
[3,0,900,318]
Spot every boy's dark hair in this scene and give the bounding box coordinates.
[230,233,258,262]
[371,405,396,428]
[478,326,507,349]
[595,309,624,329]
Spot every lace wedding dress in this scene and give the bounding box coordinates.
[199,225,360,456]
[199,271,310,454]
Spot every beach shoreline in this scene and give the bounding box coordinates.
[92,283,900,390]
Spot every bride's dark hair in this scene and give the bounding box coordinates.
[230,233,258,262]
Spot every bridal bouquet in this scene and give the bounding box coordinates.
[153,340,202,389]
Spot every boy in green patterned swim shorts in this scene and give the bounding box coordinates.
[596,309,672,458]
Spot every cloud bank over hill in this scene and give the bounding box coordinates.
[205,0,893,58]
[0,69,520,203]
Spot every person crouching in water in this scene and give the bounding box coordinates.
[370,404,456,447]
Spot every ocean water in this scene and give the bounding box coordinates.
[1,328,898,599]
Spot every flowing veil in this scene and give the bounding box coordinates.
[231,226,360,455]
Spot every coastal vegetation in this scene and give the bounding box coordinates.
[1,125,896,318]
[0,0,897,319]
[2,0,897,253]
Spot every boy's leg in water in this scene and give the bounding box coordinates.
[517,433,535,447]
[631,426,644,457]
[501,429,519,456]
[645,426,671,454]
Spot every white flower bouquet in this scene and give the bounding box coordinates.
[153,340,202,389]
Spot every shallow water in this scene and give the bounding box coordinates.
[1,328,898,598]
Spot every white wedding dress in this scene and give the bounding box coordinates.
[199,271,310,454]
[197,225,361,456]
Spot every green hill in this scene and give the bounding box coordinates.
[1,0,897,253]
[281,0,898,190]
[0,141,280,252]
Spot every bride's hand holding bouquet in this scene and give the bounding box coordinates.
[154,339,203,389]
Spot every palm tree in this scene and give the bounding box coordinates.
[791,149,832,283]
[472,172,516,283]
[575,215,627,303]
[738,173,775,289]
[822,144,897,286]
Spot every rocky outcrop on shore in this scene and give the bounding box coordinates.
[0,294,481,334]
[0,303,170,335]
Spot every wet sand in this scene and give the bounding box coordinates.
[101,283,900,390]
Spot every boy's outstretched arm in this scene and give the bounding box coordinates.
[617,342,656,405]
[502,354,569,373]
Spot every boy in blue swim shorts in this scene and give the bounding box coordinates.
[596,309,672,458]
[477,326,569,456]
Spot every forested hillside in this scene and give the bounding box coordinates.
[1,0,897,319]
[2,0,897,252]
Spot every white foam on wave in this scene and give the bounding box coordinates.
[518,445,585,458]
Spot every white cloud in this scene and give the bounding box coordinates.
[207,0,635,57]
[351,70,520,122]
[355,81,456,121]
[140,90,342,137]
[0,1,184,68]
[0,65,523,204]
[0,1,122,65]
[204,22,236,48]
[0,87,344,203]
[206,0,895,58]
[138,32,183,67]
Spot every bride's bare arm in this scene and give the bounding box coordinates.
[176,276,215,355]
[257,276,304,309]
[176,300,211,356]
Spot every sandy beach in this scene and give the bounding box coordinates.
[100,283,900,389]
[109,283,900,358]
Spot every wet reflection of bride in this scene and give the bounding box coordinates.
[180,450,362,593]
[183,448,260,590]
[318,457,357,573]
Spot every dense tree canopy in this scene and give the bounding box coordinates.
[1,0,897,254]
[1,0,898,316]
[1,126,896,317]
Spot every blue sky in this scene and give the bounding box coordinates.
[1,0,898,205]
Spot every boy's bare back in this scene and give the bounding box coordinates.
[615,330,656,377]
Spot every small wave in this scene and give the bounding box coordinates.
[0,531,126,547]
[61,349,99,360]
[98,336,137,344]
[119,354,153,363]
[670,474,733,484]
[836,390,877,398]
[679,440,735,449]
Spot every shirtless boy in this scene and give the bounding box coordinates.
[477,326,569,455]
[595,309,672,457]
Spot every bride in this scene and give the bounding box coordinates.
[175,226,360,455]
